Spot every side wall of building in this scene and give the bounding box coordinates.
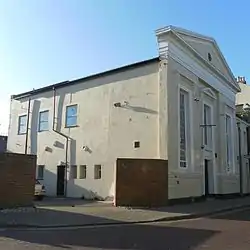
[7,62,159,199]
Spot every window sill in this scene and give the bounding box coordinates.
[65,125,79,129]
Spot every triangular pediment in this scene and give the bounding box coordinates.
[162,26,240,92]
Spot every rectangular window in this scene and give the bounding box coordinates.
[204,104,212,148]
[66,105,78,127]
[39,110,49,131]
[79,165,87,179]
[70,165,77,179]
[18,115,27,135]
[226,115,232,172]
[244,131,247,154]
[37,165,45,180]
[94,165,102,179]
[179,90,188,168]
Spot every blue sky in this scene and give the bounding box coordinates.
[0,0,249,134]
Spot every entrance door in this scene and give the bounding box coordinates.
[57,165,65,196]
[204,160,209,197]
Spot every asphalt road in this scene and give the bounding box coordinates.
[0,207,250,249]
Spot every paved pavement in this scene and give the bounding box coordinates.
[0,196,250,228]
[0,207,250,249]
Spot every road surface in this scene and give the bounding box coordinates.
[0,207,250,249]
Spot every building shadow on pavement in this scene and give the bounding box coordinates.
[0,208,219,249]
[211,207,250,222]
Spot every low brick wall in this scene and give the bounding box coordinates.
[115,158,168,207]
[0,153,36,208]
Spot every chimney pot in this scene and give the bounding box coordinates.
[237,76,247,84]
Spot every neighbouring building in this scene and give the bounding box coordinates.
[7,26,243,201]
[0,136,7,152]
[235,77,250,194]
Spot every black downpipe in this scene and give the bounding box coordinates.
[238,123,243,196]
[25,97,31,154]
[53,87,69,197]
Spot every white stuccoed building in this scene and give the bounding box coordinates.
[7,26,243,201]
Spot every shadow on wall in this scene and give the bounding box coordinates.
[121,104,158,114]
[69,139,76,166]
[30,100,40,155]
[42,168,108,200]
[0,207,219,249]
[55,90,66,132]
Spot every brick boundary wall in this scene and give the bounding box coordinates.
[115,158,168,207]
[0,153,36,208]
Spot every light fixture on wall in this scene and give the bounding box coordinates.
[82,145,92,153]
[114,101,129,108]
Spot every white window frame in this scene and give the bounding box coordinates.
[225,114,233,173]
[65,104,78,128]
[79,165,87,179]
[94,165,102,179]
[179,88,190,169]
[37,165,45,180]
[203,103,213,151]
[18,115,27,135]
[38,110,49,132]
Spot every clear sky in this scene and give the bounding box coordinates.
[0,0,249,135]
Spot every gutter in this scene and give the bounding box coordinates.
[52,87,69,197]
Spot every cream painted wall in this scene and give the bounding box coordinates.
[236,83,250,105]
[8,62,159,199]
[157,28,240,199]
[8,26,242,201]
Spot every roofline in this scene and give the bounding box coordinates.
[12,57,159,100]
[156,26,241,93]
[156,25,215,43]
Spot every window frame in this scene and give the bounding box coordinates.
[79,165,87,179]
[94,165,102,179]
[65,104,78,128]
[38,110,49,132]
[18,115,27,135]
[225,114,233,172]
[179,89,190,169]
[37,165,45,180]
[203,103,213,150]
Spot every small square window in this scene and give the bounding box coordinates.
[134,141,140,148]
[70,165,77,179]
[94,165,102,179]
[66,105,78,127]
[37,165,45,180]
[79,165,87,179]
[18,115,27,135]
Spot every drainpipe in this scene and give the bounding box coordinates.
[24,97,31,154]
[53,87,69,197]
[237,122,243,196]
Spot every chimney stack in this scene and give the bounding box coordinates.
[237,76,247,84]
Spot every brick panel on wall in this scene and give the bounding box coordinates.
[115,158,168,207]
[0,153,36,208]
